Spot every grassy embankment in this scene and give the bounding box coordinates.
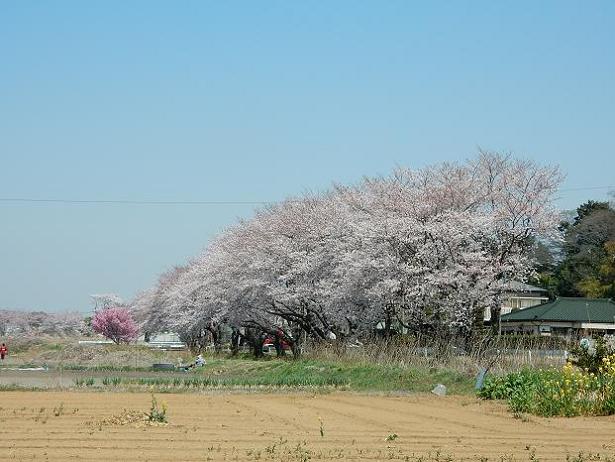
[0,340,474,393]
[89,357,474,393]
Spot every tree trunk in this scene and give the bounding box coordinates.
[290,342,301,358]
[252,342,264,358]
[488,304,501,336]
[230,328,241,356]
[207,325,223,354]
[274,336,283,357]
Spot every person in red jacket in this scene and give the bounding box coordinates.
[0,343,7,360]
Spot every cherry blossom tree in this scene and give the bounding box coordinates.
[90,293,124,312]
[92,307,138,344]
[133,152,563,355]
[0,309,84,337]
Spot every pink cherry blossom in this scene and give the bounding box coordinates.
[92,307,138,344]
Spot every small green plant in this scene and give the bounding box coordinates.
[526,446,539,462]
[512,411,530,422]
[53,402,64,417]
[146,394,168,423]
[565,452,611,462]
[102,376,121,386]
[386,433,398,441]
[34,407,46,422]
[73,377,95,387]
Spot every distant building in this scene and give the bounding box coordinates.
[500,297,615,338]
[137,331,186,350]
[483,282,549,322]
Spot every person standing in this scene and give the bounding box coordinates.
[0,343,7,360]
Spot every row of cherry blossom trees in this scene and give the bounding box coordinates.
[0,294,138,344]
[0,309,85,337]
[131,152,563,355]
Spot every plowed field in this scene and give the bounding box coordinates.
[1,391,614,461]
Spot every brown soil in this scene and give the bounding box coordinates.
[1,391,614,461]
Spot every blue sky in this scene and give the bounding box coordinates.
[1,1,614,311]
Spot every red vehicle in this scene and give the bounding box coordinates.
[262,333,290,353]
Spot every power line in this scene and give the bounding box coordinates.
[0,185,611,206]
[558,186,614,192]
[0,198,273,205]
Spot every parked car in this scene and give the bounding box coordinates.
[262,335,290,354]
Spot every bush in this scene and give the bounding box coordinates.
[478,369,542,412]
[570,335,615,374]
[146,395,167,423]
[479,357,615,417]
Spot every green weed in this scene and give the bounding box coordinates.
[146,395,168,423]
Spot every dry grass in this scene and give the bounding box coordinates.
[3,334,570,381]
[304,334,570,375]
[1,338,190,370]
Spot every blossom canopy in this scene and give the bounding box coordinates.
[92,307,139,344]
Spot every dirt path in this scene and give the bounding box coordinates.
[1,391,614,461]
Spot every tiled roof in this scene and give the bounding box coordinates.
[500,297,615,323]
[504,281,548,293]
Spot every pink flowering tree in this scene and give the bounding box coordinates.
[91,307,139,344]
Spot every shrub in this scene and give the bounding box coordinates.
[146,395,167,423]
[570,335,615,374]
[479,369,541,400]
[479,358,615,417]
